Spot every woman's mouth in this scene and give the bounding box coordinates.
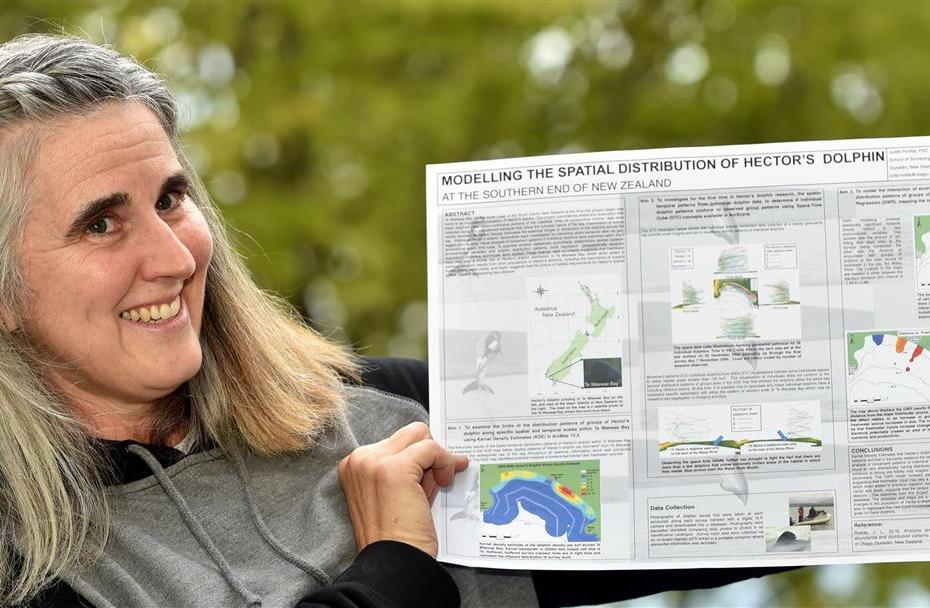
[119,295,182,324]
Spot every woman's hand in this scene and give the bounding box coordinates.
[338,421,468,557]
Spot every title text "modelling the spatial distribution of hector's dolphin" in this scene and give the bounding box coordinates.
[440,150,887,188]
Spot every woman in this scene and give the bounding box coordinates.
[0,33,474,607]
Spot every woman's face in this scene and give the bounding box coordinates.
[14,102,213,408]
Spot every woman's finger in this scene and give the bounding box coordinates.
[378,421,431,452]
[398,438,459,487]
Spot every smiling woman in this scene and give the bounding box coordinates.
[0,34,476,608]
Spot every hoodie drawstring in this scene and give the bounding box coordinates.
[126,444,263,608]
[230,450,334,587]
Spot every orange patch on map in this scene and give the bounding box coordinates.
[896,336,908,353]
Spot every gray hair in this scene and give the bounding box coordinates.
[0,34,176,132]
[0,33,355,603]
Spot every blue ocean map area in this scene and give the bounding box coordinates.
[483,472,599,542]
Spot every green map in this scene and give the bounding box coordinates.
[545,283,616,382]
[917,216,930,258]
[847,329,930,373]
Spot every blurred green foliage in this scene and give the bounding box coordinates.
[4,1,930,605]
[4,0,929,358]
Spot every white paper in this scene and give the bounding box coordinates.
[427,137,930,570]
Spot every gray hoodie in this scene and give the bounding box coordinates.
[59,385,537,608]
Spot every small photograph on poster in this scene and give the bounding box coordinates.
[788,492,835,531]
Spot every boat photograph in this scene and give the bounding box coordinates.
[788,492,835,531]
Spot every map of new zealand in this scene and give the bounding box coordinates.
[527,274,622,396]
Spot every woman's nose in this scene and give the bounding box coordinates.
[135,217,197,283]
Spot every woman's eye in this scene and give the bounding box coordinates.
[87,216,116,235]
[155,191,184,212]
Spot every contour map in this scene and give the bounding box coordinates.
[847,330,930,406]
[480,460,600,542]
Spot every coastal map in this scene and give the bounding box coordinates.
[480,460,601,542]
[658,401,821,457]
[847,329,930,406]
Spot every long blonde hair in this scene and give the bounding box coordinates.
[0,34,357,604]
